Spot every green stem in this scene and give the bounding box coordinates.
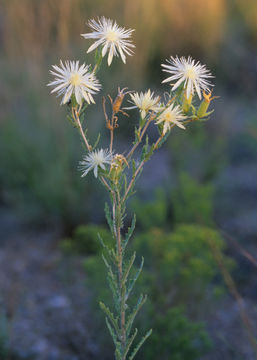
[112,187,127,359]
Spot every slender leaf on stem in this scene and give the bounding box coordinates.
[128,329,152,360]
[126,294,147,337]
[132,160,136,176]
[124,328,138,358]
[141,135,149,161]
[144,143,155,162]
[126,257,144,299]
[106,317,121,356]
[122,252,136,287]
[99,302,120,335]
[98,233,117,264]
[123,214,136,251]
[105,202,114,235]
[155,132,169,149]
[102,254,120,308]
[66,114,77,127]
[93,133,101,150]
[107,273,120,313]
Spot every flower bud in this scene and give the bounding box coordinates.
[109,154,128,182]
[197,91,217,118]
[182,92,192,113]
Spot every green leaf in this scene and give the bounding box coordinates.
[144,143,155,162]
[99,302,119,335]
[98,233,117,264]
[105,318,121,355]
[124,328,138,358]
[102,254,119,310]
[122,252,136,288]
[132,160,136,176]
[123,214,136,250]
[134,127,140,142]
[93,133,101,150]
[156,132,169,149]
[126,294,147,336]
[126,257,144,299]
[128,329,152,360]
[66,114,77,127]
[105,202,114,235]
[141,135,149,161]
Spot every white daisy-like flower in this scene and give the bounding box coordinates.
[79,149,113,178]
[125,89,160,119]
[81,17,135,66]
[161,56,213,99]
[155,104,186,134]
[48,60,101,105]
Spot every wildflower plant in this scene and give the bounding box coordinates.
[48,16,216,360]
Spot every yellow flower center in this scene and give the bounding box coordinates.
[106,30,118,42]
[70,73,81,86]
[184,66,197,80]
[165,111,175,123]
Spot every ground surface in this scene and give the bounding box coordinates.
[0,207,256,360]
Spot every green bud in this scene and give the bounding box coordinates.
[182,93,192,113]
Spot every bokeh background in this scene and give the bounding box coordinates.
[0,0,257,359]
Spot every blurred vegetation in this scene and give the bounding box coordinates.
[61,224,113,255]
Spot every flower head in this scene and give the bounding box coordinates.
[126,90,160,119]
[161,56,213,99]
[155,104,186,134]
[79,149,113,178]
[48,60,101,105]
[81,17,135,66]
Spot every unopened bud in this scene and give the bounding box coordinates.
[197,91,217,118]
[182,93,192,113]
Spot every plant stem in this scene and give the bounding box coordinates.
[112,187,127,359]
[126,115,153,160]
[72,107,92,151]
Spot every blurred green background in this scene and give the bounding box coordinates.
[0,0,257,359]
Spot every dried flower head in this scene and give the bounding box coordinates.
[79,149,113,178]
[48,60,101,105]
[161,56,213,99]
[81,17,135,66]
[126,90,160,119]
[155,104,186,134]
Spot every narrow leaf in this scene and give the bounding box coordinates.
[102,254,119,307]
[126,257,144,299]
[106,318,121,353]
[129,329,152,360]
[123,214,136,250]
[105,202,114,234]
[99,302,119,335]
[98,234,117,264]
[93,133,101,149]
[124,328,138,358]
[126,294,147,336]
[122,252,136,288]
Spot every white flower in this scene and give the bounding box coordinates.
[79,149,113,178]
[125,89,160,119]
[48,60,101,105]
[155,104,186,134]
[81,17,135,66]
[161,56,213,99]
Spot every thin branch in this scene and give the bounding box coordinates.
[122,160,145,203]
[72,107,92,152]
[126,114,154,160]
